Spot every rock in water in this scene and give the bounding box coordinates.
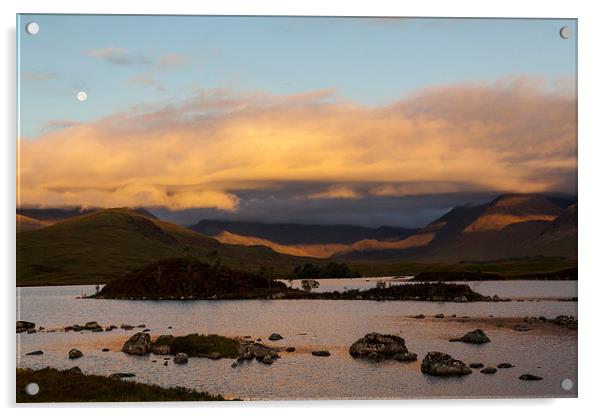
[497,363,514,369]
[449,329,491,344]
[480,367,497,374]
[392,352,418,362]
[122,332,152,355]
[68,349,83,359]
[173,352,189,364]
[84,321,101,330]
[312,351,331,357]
[513,324,530,332]
[519,374,543,381]
[268,333,283,341]
[16,321,36,333]
[349,333,412,358]
[262,355,274,364]
[25,350,43,355]
[151,335,174,355]
[110,373,136,379]
[469,363,484,369]
[421,352,472,376]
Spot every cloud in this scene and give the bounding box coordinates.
[158,53,188,70]
[125,74,166,92]
[22,70,59,81]
[85,47,150,66]
[19,77,576,212]
[306,186,361,200]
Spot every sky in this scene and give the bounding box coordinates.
[17,15,577,227]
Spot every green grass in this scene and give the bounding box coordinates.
[17,208,311,286]
[16,367,227,402]
[169,334,240,358]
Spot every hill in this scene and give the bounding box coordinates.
[16,214,48,231]
[17,208,310,286]
[336,194,577,263]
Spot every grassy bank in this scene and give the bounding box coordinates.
[16,367,227,402]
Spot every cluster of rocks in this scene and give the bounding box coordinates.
[16,321,36,333]
[349,333,417,362]
[552,315,578,329]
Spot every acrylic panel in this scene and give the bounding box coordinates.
[16,14,577,402]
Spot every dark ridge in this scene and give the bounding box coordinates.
[190,219,417,245]
[16,206,157,221]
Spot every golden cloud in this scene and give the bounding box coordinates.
[18,77,576,210]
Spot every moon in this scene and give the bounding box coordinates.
[25,22,39,35]
[559,26,571,39]
[76,91,88,102]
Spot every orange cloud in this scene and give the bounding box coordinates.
[18,77,576,210]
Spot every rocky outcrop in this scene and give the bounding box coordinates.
[349,333,414,359]
[68,349,83,359]
[122,332,152,355]
[237,342,280,364]
[449,329,491,344]
[151,335,174,355]
[420,352,472,376]
[17,321,35,333]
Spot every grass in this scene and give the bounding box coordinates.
[169,334,240,358]
[17,208,311,286]
[16,367,227,402]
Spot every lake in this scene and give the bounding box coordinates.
[16,282,578,400]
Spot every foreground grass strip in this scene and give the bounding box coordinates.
[16,367,228,402]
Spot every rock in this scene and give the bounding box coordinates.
[231,362,238,368]
[25,350,43,355]
[285,347,296,352]
[450,314,457,318]
[553,315,577,329]
[137,324,146,328]
[420,352,472,376]
[68,349,83,359]
[349,333,412,359]
[163,361,168,366]
[92,327,104,332]
[27,329,36,334]
[142,328,150,332]
[449,329,491,344]
[434,314,445,319]
[151,335,174,355]
[16,321,35,333]
[469,363,484,369]
[262,355,274,364]
[209,352,221,360]
[102,348,110,352]
[122,332,152,355]
[268,333,283,341]
[110,373,136,379]
[453,296,468,302]
[312,351,330,357]
[173,352,189,364]
[392,352,418,362]
[105,327,113,332]
[480,367,497,374]
[121,324,134,330]
[513,324,530,332]
[413,314,425,319]
[519,374,543,381]
[84,321,101,330]
[497,363,514,369]
[72,325,84,332]
[67,366,82,375]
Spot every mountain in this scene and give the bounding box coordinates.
[16,214,48,231]
[16,207,157,223]
[17,208,309,286]
[336,194,577,262]
[190,220,418,258]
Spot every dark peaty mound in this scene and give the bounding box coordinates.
[97,257,286,299]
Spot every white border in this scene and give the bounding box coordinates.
[3,0,601,414]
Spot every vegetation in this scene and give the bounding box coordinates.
[292,262,361,279]
[301,279,320,292]
[16,367,227,402]
[169,334,240,358]
[17,208,310,286]
[95,257,288,300]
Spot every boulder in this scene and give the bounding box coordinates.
[413,314,425,319]
[67,367,82,375]
[469,363,484,369]
[519,374,543,381]
[84,321,101,330]
[553,315,578,329]
[151,335,174,355]
[268,333,283,341]
[173,352,189,364]
[231,362,238,368]
[120,324,134,330]
[392,352,418,362]
[209,352,222,360]
[27,329,36,334]
[262,355,274,365]
[122,332,152,355]
[349,333,411,358]
[480,367,497,374]
[68,349,83,359]
[25,350,43,355]
[102,348,110,352]
[434,314,445,319]
[497,363,514,369]
[420,352,472,376]
[513,324,530,332]
[312,351,330,357]
[449,329,491,344]
[16,321,35,333]
[286,347,296,352]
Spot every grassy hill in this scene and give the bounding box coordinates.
[17,208,310,286]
